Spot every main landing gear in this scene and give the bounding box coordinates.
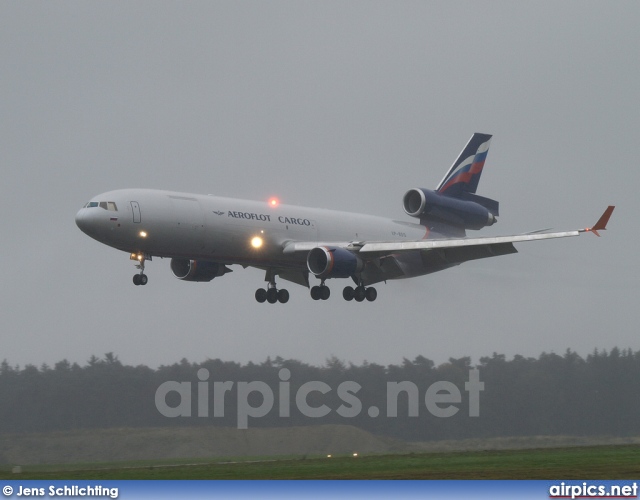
[255,276,289,304]
[309,279,377,302]
[342,285,377,302]
[131,253,149,286]
[310,281,330,301]
[252,272,377,303]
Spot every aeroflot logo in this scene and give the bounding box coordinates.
[225,211,312,226]
[228,211,272,222]
[155,368,484,429]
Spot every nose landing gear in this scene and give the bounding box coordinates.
[133,273,148,286]
[131,253,150,286]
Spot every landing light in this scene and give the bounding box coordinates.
[139,231,148,238]
[251,236,263,249]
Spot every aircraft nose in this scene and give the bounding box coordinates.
[75,209,88,233]
[75,208,98,237]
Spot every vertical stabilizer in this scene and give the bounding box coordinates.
[436,133,492,197]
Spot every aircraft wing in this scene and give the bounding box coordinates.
[360,229,579,254]
[362,205,614,255]
[283,206,615,257]
[282,241,365,254]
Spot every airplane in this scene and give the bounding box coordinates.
[75,133,614,304]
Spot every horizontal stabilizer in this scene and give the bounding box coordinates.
[460,192,499,216]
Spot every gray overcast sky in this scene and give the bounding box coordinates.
[1,1,638,369]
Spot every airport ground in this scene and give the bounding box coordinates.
[1,425,639,479]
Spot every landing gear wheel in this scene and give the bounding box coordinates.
[354,286,366,302]
[267,288,278,304]
[365,287,377,302]
[259,272,290,304]
[343,286,355,301]
[131,254,150,286]
[277,289,289,303]
[255,288,267,303]
[311,285,330,300]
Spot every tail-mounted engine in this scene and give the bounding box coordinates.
[307,246,363,279]
[170,259,232,282]
[403,188,498,230]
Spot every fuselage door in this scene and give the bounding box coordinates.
[131,201,141,223]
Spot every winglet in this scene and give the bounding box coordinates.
[582,206,615,237]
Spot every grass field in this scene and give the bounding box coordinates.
[2,445,639,480]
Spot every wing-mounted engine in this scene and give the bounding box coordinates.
[403,188,498,230]
[170,259,232,282]
[307,246,363,279]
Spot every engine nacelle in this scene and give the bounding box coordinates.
[307,246,363,279]
[403,188,497,230]
[170,259,230,282]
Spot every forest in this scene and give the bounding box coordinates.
[1,348,638,441]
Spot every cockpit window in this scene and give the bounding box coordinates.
[84,201,117,210]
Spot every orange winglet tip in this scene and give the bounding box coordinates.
[585,206,615,236]
[593,206,615,231]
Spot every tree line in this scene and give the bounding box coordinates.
[1,348,639,441]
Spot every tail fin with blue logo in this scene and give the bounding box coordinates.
[436,133,499,216]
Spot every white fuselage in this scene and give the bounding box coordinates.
[75,188,429,273]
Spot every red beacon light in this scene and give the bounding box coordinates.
[268,197,279,207]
